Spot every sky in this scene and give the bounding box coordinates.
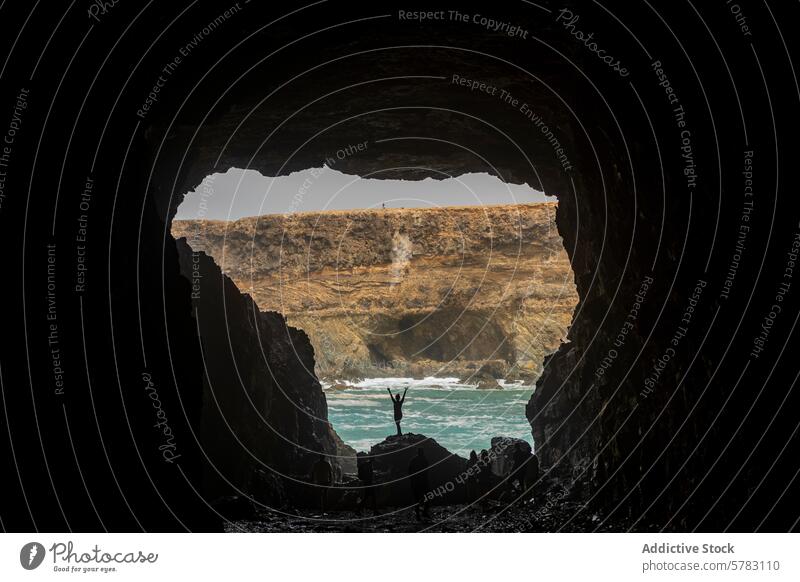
[175,167,553,220]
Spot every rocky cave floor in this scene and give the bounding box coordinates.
[224,499,640,533]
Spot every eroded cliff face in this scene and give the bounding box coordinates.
[173,203,577,382]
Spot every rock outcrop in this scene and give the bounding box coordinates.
[172,204,577,382]
[175,238,348,502]
[366,433,468,506]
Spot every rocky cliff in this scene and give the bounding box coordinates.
[173,203,577,382]
[8,0,797,532]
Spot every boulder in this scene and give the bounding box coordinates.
[463,361,506,388]
[367,433,468,506]
[490,437,532,477]
[172,206,576,383]
[476,376,502,390]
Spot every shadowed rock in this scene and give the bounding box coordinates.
[175,238,348,505]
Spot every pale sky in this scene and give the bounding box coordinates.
[176,167,553,220]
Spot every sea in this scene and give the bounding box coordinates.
[323,377,535,457]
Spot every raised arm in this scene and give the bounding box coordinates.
[401,386,409,402]
[387,387,393,400]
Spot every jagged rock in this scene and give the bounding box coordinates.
[367,433,468,506]
[175,239,350,503]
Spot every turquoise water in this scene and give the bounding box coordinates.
[324,377,535,457]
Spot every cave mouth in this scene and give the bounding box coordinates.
[172,166,577,458]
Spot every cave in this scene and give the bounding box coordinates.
[5,0,798,533]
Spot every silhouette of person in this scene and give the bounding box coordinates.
[408,448,431,521]
[387,386,408,436]
[310,454,333,512]
[357,456,378,514]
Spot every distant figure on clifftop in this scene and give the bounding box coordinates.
[387,386,409,436]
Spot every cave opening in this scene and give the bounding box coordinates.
[172,166,577,465]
